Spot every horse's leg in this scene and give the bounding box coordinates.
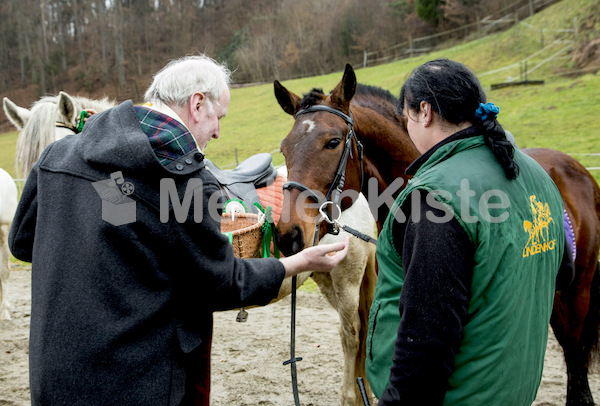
[356,245,377,404]
[551,258,599,406]
[312,271,358,405]
[0,224,11,321]
[312,238,371,406]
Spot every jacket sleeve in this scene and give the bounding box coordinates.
[8,165,39,263]
[171,174,285,312]
[378,191,474,405]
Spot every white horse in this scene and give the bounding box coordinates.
[0,168,18,321]
[3,91,115,178]
[3,91,378,405]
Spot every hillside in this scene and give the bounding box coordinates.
[209,0,600,168]
[1,0,599,180]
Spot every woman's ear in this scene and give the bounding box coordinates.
[420,101,432,127]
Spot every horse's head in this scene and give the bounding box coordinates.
[3,91,116,178]
[274,64,364,256]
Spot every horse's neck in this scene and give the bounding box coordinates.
[353,105,420,230]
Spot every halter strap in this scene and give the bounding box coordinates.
[55,122,78,133]
[283,104,365,236]
[282,181,324,204]
[55,111,89,135]
[293,104,359,202]
[295,105,353,126]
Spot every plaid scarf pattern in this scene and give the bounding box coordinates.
[135,106,198,166]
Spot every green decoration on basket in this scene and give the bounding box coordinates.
[255,203,280,259]
[224,199,248,214]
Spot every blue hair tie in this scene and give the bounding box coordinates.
[475,102,500,122]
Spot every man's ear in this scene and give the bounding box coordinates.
[189,92,205,120]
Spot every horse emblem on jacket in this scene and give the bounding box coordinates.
[523,195,556,257]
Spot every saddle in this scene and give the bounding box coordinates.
[205,153,278,214]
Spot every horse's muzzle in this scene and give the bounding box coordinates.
[275,224,305,257]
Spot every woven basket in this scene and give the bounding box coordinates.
[221,212,265,259]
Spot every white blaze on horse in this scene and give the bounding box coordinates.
[3,91,115,179]
[0,168,18,321]
[3,91,378,404]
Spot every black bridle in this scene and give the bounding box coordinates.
[281,105,375,406]
[282,104,365,240]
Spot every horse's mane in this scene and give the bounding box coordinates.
[15,94,116,178]
[354,84,398,106]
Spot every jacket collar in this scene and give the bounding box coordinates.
[406,126,481,176]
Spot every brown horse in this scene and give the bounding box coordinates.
[274,64,600,406]
[523,148,600,406]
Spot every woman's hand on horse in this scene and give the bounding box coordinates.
[279,236,350,277]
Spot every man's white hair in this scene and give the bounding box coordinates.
[144,54,232,107]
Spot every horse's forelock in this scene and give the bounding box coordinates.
[300,88,326,109]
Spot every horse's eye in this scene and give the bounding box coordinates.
[324,138,342,150]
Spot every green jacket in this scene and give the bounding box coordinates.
[366,135,564,404]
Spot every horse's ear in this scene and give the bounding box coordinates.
[274,80,301,116]
[3,97,31,130]
[330,64,356,110]
[58,91,77,124]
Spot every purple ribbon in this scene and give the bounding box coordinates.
[563,209,576,261]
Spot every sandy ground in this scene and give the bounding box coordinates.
[2,266,600,406]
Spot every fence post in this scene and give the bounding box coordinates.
[529,0,534,17]
[363,50,367,69]
[408,35,413,58]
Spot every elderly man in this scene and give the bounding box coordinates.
[9,55,348,406]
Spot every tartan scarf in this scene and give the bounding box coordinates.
[135,105,199,166]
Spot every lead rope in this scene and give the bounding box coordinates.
[255,204,303,405]
[282,223,317,406]
[357,377,372,406]
[283,275,302,406]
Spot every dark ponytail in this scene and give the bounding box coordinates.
[399,58,519,180]
[475,103,519,180]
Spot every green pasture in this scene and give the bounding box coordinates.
[2,0,599,180]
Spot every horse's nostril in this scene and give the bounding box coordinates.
[276,225,305,256]
[291,240,301,254]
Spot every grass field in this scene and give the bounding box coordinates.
[2,0,599,181]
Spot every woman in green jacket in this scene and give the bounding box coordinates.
[366,58,572,405]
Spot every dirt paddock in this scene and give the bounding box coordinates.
[1,266,600,405]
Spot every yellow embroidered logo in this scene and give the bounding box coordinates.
[523,195,556,258]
